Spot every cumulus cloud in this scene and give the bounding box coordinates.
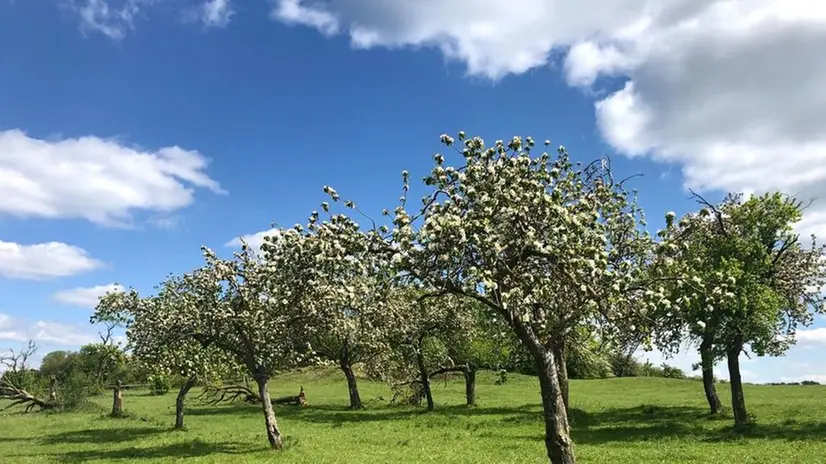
[0,240,102,280]
[225,228,282,252]
[0,129,225,227]
[0,313,96,347]
[270,0,826,239]
[53,284,125,308]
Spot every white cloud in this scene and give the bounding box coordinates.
[0,129,225,227]
[0,240,102,280]
[64,0,148,40]
[53,284,125,308]
[225,228,282,252]
[199,0,234,28]
[0,313,96,347]
[796,327,826,347]
[271,1,826,239]
[272,0,339,36]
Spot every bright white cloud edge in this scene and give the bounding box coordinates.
[0,129,225,228]
[53,283,125,308]
[0,240,102,280]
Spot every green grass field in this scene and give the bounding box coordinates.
[2,369,825,463]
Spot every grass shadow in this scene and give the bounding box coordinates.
[46,440,253,463]
[41,426,167,445]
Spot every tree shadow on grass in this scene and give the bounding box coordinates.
[186,404,260,417]
[508,405,826,445]
[41,427,167,445]
[45,439,254,463]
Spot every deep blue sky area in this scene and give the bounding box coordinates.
[0,0,815,383]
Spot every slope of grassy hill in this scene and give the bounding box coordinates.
[1,369,825,463]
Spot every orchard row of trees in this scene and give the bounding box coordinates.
[5,132,824,464]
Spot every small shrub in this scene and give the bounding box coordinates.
[56,371,96,410]
[148,375,171,395]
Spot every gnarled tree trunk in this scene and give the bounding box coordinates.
[254,371,283,449]
[111,380,123,417]
[552,342,569,412]
[175,375,198,429]
[513,322,575,464]
[340,355,363,409]
[726,334,749,427]
[700,338,722,415]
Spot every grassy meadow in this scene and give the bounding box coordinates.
[1,368,825,463]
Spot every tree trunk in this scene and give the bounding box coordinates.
[415,337,434,411]
[254,373,283,449]
[48,376,57,403]
[464,364,477,406]
[700,338,722,415]
[726,335,749,427]
[175,375,198,430]
[111,380,123,417]
[340,361,363,410]
[552,342,569,412]
[513,322,575,464]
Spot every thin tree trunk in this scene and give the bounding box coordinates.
[340,361,363,410]
[700,337,722,415]
[726,335,749,427]
[552,342,569,412]
[513,322,575,464]
[175,375,198,430]
[254,373,283,449]
[48,376,57,403]
[464,364,477,406]
[415,336,434,411]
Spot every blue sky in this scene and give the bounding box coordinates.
[0,0,824,383]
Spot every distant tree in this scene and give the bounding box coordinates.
[653,192,826,426]
[372,289,475,410]
[292,212,397,409]
[39,350,77,382]
[94,282,237,429]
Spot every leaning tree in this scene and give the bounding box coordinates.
[362,132,653,464]
[653,192,826,426]
[190,231,321,449]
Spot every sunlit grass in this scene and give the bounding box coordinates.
[2,368,825,463]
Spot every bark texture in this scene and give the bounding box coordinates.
[700,338,722,415]
[513,322,576,464]
[255,374,284,449]
[727,334,749,427]
[552,342,570,412]
[464,365,477,406]
[111,380,124,417]
[175,375,198,429]
[341,361,363,409]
